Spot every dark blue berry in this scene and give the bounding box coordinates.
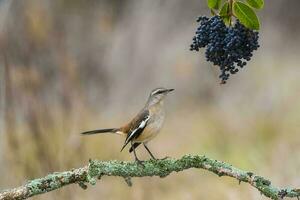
[190,16,259,83]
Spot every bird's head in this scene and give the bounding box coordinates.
[147,87,174,106]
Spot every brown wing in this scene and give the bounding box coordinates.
[120,109,150,151]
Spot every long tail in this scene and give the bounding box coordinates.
[81,128,117,135]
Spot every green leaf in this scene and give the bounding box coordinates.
[215,0,222,9]
[246,0,264,9]
[219,2,230,25]
[207,0,222,9]
[233,1,260,30]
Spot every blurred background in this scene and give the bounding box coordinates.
[0,0,300,199]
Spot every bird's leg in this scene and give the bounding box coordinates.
[131,141,144,165]
[143,143,157,160]
[143,143,169,160]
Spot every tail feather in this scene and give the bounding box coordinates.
[81,128,117,135]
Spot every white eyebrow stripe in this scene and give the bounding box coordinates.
[151,89,163,96]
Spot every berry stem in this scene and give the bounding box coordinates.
[228,0,234,26]
[210,9,217,16]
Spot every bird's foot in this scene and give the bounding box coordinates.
[135,159,145,166]
[150,156,170,161]
[157,156,170,160]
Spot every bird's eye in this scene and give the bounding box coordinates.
[154,90,167,95]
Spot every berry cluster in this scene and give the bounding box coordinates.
[190,16,259,83]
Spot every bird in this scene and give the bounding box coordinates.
[81,87,174,163]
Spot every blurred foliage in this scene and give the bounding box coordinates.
[0,0,300,200]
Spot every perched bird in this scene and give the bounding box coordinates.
[81,87,174,163]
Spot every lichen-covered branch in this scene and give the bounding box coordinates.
[0,155,299,200]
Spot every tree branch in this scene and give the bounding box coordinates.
[1,155,299,200]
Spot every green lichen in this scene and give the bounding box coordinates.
[1,154,300,200]
[25,169,88,197]
[78,182,88,190]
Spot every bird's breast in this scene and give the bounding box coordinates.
[134,105,165,143]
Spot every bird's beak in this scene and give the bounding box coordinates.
[166,88,174,93]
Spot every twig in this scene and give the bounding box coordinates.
[0,155,299,200]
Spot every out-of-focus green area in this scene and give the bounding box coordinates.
[0,0,300,199]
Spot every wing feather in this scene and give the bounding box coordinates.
[120,110,150,151]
